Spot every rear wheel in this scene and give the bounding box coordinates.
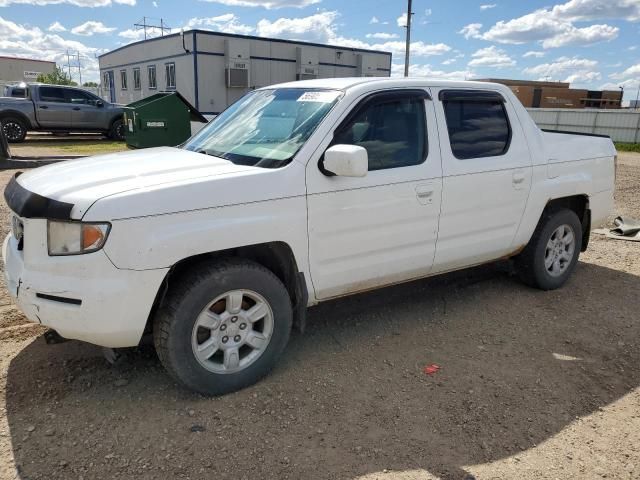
[515,208,582,290]
[153,259,292,395]
[1,117,27,143]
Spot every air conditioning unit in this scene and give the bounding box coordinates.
[297,67,318,81]
[296,47,319,81]
[225,39,250,88]
[226,62,250,88]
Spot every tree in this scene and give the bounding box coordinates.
[36,66,77,86]
[83,81,98,87]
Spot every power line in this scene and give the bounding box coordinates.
[133,17,172,40]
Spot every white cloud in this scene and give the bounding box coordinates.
[0,0,134,5]
[185,13,253,34]
[523,50,545,58]
[152,0,157,5]
[442,58,456,65]
[459,23,482,39]
[118,27,162,41]
[629,45,637,51]
[370,16,379,24]
[397,13,407,28]
[541,23,618,48]
[392,62,473,81]
[523,56,600,84]
[198,0,319,9]
[551,0,640,22]
[48,21,66,32]
[468,46,515,68]
[610,63,640,80]
[71,20,116,36]
[480,4,496,10]
[255,11,451,58]
[466,0,624,48]
[257,11,337,42]
[365,32,398,40]
[0,16,102,82]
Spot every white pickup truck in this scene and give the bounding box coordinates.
[2,78,615,395]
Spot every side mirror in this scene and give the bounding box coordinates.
[322,144,368,177]
[96,100,104,108]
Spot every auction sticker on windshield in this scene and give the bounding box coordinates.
[297,91,341,103]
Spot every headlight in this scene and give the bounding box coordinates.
[47,221,110,256]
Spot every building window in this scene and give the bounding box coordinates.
[103,72,110,89]
[148,65,157,89]
[442,95,511,160]
[120,70,128,90]
[165,62,176,89]
[133,67,141,90]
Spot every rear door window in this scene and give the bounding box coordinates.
[441,91,511,160]
[39,87,67,103]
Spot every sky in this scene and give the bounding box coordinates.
[0,0,639,104]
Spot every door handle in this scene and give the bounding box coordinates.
[512,171,527,190]
[512,172,526,184]
[72,107,81,111]
[416,185,434,205]
[39,105,48,109]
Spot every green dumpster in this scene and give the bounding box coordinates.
[123,92,207,149]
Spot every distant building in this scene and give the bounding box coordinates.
[0,56,56,83]
[98,30,392,114]
[477,78,623,109]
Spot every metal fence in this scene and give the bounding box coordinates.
[527,108,640,143]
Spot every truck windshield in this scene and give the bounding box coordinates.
[183,88,342,169]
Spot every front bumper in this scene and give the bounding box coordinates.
[2,229,168,348]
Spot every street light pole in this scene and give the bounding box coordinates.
[404,0,413,77]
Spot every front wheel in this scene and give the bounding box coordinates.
[108,119,125,141]
[515,208,583,290]
[153,259,292,395]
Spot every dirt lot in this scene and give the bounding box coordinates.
[0,153,638,480]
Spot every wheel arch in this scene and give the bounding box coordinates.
[542,194,590,252]
[108,113,124,130]
[142,241,309,343]
[0,110,32,129]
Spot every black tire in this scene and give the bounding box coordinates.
[1,116,27,143]
[108,119,125,141]
[153,259,292,395]
[515,208,583,290]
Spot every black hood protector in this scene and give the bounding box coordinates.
[4,173,74,220]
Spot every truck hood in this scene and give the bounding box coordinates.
[13,147,259,219]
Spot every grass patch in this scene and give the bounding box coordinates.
[615,142,640,153]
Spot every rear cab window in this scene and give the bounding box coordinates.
[440,90,511,160]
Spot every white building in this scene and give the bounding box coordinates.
[98,30,392,114]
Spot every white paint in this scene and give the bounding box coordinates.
[2,78,616,348]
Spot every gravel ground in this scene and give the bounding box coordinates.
[0,153,638,480]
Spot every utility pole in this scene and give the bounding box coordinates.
[66,50,72,80]
[403,0,413,77]
[635,81,640,109]
[77,51,82,85]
